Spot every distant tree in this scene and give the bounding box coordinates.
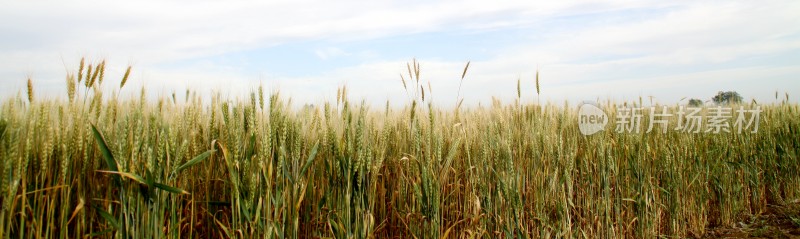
[712,91,742,105]
[688,98,703,107]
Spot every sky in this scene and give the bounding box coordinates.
[1,0,799,107]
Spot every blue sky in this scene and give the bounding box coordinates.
[1,0,799,106]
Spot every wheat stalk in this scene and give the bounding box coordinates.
[1,57,796,239]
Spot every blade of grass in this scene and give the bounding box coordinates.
[171,149,215,179]
[153,182,190,195]
[90,124,120,185]
[93,205,120,230]
[299,142,319,176]
[154,182,190,195]
[96,170,147,185]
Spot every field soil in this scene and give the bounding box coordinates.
[703,200,800,238]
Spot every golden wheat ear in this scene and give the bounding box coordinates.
[120,66,132,89]
[535,67,540,95]
[77,57,84,84]
[27,77,34,103]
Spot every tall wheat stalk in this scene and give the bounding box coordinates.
[0,58,796,238]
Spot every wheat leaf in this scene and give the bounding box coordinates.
[91,124,120,184]
[154,182,190,195]
[172,149,215,178]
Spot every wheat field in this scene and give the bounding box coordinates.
[1,59,799,238]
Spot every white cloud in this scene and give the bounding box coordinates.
[0,0,667,63]
[315,47,348,60]
[1,0,798,105]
